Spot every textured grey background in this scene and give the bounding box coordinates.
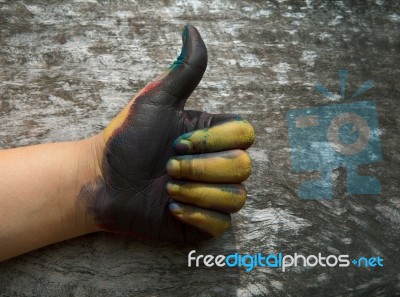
[0,0,399,296]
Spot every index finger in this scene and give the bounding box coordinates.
[174,117,255,154]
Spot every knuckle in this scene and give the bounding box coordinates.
[187,158,205,180]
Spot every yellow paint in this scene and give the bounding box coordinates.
[167,182,246,213]
[179,119,255,153]
[173,208,231,237]
[102,71,169,143]
[167,149,252,183]
[103,103,132,142]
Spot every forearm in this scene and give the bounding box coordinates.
[0,137,100,261]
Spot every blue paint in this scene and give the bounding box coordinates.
[169,25,189,70]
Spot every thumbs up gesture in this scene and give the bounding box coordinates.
[83,25,255,242]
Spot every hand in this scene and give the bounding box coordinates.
[82,24,255,243]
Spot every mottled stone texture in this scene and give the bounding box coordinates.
[0,1,399,296]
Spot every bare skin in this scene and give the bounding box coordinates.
[0,139,100,261]
[0,25,254,261]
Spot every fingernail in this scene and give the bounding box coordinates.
[166,182,180,196]
[169,202,184,215]
[166,158,180,178]
[174,139,192,154]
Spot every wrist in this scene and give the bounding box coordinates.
[60,136,104,235]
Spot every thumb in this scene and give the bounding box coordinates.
[134,24,207,109]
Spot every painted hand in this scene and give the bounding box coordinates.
[82,24,255,243]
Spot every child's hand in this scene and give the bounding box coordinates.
[83,25,255,243]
